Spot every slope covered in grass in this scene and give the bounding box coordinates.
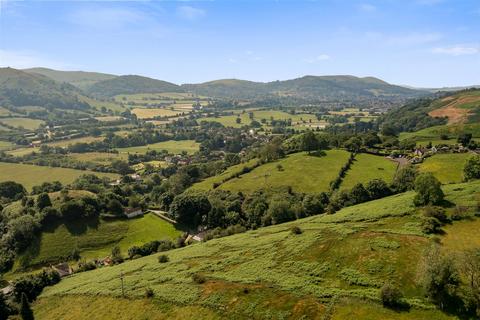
[419,153,471,184]
[341,154,397,190]
[214,150,350,194]
[34,181,480,319]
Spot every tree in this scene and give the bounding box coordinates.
[365,179,391,200]
[349,183,370,204]
[111,160,133,175]
[301,131,319,154]
[458,133,472,146]
[267,199,295,225]
[0,181,26,200]
[169,192,211,227]
[414,173,444,206]
[107,199,124,216]
[235,117,241,124]
[0,292,11,320]
[36,193,52,210]
[60,201,85,220]
[20,293,34,320]
[392,165,417,192]
[302,194,324,216]
[380,282,403,308]
[111,245,123,264]
[464,155,480,181]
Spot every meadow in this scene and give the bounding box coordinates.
[399,123,480,146]
[418,152,472,184]
[34,180,480,320]
[68,152,128,165]
[341,154,398,190]
[216,150,350,193]
[0,117,45,130]
[0,162,118,190]
[131,108,187,119]
[117,140,200,155]
[0,140,13,150]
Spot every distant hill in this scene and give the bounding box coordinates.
[0,67,91,110]
[86,75,185,98]
[183,75,423,101]
[24,67,117,90]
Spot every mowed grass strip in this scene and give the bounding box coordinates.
[341,154,397,190]
[0,117,45,130]
[117,140,200,155]
[418,153,472,184]
[218,150,350,193]
[0,162,118,190]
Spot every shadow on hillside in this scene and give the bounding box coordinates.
[64,216,100,236]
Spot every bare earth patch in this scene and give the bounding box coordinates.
[429,96,478,124]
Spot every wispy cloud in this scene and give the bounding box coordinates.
[358,3,377,12]
[0,49,72,69]
[304,54,330,63]
[68,7,147,29]
[177,6,205,21]
[432,45,479,56]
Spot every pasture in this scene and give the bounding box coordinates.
[217,150,350,193]
[0,117,45,130]
[34,181,480,320]
[341,154,398,190]
[117,140,200,155]
[131,108,187,119]
[68,152,128,165]
[418,153,471,183]
[399,123,480,146]
[0,140,13,150]
[0,162,118,190]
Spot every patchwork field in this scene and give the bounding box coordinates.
[418,152,472,184]
[33,181,480,320]
[117,140,200,155]
[131,108,187,119]
[341,154,398,190]
[0,117,45,130]
[0,162,118,190]
[14,214,181,272]
[215,150,350,193]
[202,110,318,128]
[69,152,128,165]
[399,123,480,146]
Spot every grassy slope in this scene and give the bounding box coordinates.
[0,162,118,190]
[116,140,200,155]
[399,123,480,146]
[35,181,480,319]
[0,117,45,130]
[202,110,317,128]
[341,154,397,190]
[418,153,472,184]
[216,150,350,194]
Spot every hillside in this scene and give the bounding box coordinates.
[183,75,423,101]
[33,180,480,319]
[24,67,117,90]
[86,75,185,98]
[0,67,91,110]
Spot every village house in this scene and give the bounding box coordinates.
[52,262,73,277]
[124,207,143,219]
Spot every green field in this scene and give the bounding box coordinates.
[0,117,45,130]
[211,150,350,194]
[341,154,398,190]
[202,110,318,128]
[0,162,118,190]
[33,180,480,319]
[117,140,200,155]
[418,153,472,184]
[0,140,13,150]
[399,123,480,146]
[14,214,181,271]
[131,108,187,119]
[68,152,128,165]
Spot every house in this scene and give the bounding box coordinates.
[124,207,143,219]
[413,148,424,157]
[52,262,72,277]
[129,173,142,182]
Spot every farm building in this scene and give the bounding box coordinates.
[124,207,143,219]
[52,262,72,277]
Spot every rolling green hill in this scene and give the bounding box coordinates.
[87,75,185,98]
[33,180,480,319]
[0,67,92,110]
[23,67,117,90]
[183,75,423,101]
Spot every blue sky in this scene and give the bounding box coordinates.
[0,0,479,87]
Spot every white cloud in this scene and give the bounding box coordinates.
[68,7,146,29]
[177,6,205,20]
[358,3,377,12]
[305,54,330,63]
[386,32,442,46]
[0,49,72,69]
[432,45,479,56]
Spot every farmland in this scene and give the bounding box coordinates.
[0,117,45,130]
[399,123,480,146]
[117,140,200,155]
[131,108,188,119]
[341,154,398,190]
[0,162,118,190]
[213,150,350,193]
[33,180,480,319]
[418,152,472,184]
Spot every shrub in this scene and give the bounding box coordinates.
[192,273,206,284]
[291,226,303,235]
[421,216,442,234]
[464,155,480,181]
[144,287,154,298]
[423,206,449,223]
[158,255,169,263]
[380,282,403,307]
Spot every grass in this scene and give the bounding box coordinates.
[0,162,118,190]
[0,140,13,150]
[418,153,472,184]
[341,154,398,190]
[215,150,350,194]
[33,180,480,319]
[68,152,128,165]
[14,214,181,271]
[399,123,480,145]
[131,108,187,119]
[202,110,318,128]
[117,140,200,155]
[0,117,45,130]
